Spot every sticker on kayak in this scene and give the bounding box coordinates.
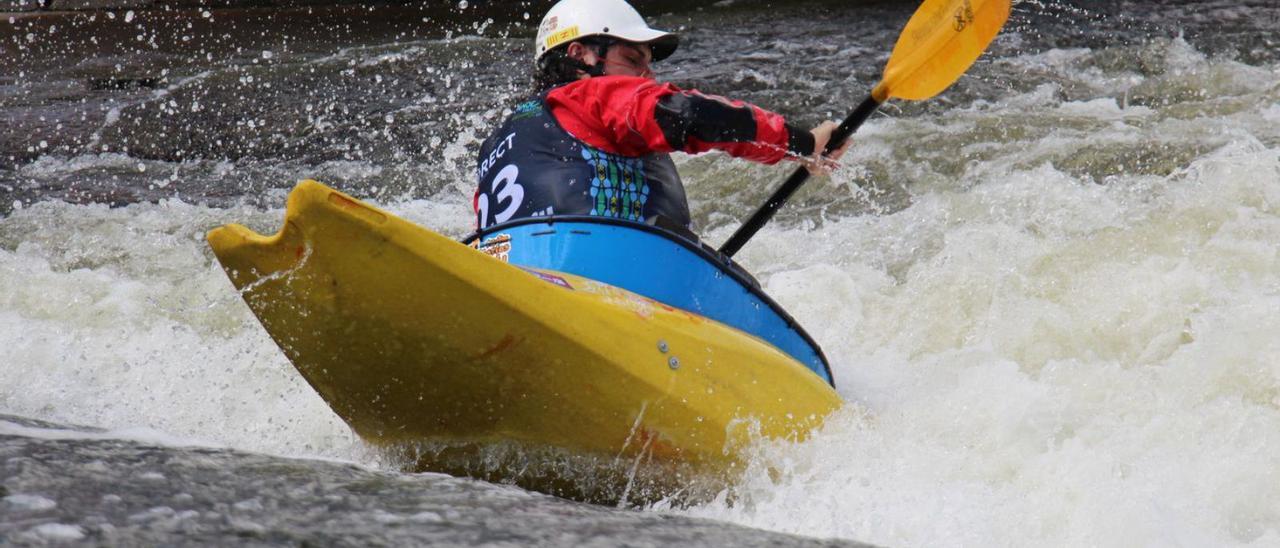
[517,267,574,290]
[475,233,513,262]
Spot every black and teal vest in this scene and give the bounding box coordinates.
[474,95,691,230]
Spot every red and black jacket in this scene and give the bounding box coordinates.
[474,76,815,231]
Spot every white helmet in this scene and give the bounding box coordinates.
[534,0,679,64]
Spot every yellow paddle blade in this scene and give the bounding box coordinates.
[872,0,1012,102]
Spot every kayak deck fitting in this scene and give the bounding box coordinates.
[207,180,841,503]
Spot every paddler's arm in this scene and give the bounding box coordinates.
[546,76,843,169]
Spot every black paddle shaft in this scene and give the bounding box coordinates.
[719,94,882,258]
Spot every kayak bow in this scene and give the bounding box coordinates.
[207,180,841,502]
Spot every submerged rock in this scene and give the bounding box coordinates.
[0,415,874,547]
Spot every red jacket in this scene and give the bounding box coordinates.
[543,76,814,164]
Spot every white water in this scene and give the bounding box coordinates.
[3,36,1280,547]
[682,41,1280,547]
[687,143,1280,547]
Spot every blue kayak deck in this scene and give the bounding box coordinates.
[465,217,833,386]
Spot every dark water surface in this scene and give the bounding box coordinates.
[4,1,1280,546]
[1,415,869,546]
[5,0,1274,222]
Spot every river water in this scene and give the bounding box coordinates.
[3,0,1280,546]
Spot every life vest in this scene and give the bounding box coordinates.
[474,94,691,231]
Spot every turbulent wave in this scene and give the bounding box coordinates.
[679,35,1280,547]
[3,1,1280,546]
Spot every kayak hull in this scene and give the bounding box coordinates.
[467,218,834,384]
[207,180,841,502]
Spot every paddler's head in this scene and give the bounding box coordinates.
[533,0,679,89]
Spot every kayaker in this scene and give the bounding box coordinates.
[474,0,849,233]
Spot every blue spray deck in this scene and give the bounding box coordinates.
[465,217,834,386]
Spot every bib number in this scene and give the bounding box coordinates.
[477,164,523,229]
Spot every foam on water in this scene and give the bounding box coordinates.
[677,43,1280,547]
[0,173,477,462]
[3,14,1280,548]
[3,493,58,512]
[0,199,360,460]
[683,143,1280,547]
[19,523,86,542]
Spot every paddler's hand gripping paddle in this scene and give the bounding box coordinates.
[719,0,1013,257]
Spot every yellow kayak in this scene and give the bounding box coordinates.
[207,180,841,503]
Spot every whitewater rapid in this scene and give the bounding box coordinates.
[680,39,1280,547]
[3,2,1280,546]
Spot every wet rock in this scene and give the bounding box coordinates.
[0,415,875,547]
